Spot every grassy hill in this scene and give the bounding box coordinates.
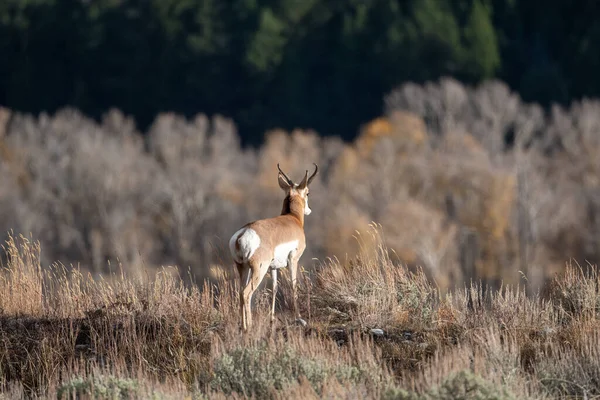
[1,226,599,399]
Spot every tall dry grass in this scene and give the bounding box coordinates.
[1,226,600,399]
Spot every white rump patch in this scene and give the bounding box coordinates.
[229,228,261,264]
[270,240,299,269]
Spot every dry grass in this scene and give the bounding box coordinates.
[1,226,600,399]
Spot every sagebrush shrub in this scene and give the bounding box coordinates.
[57,375,139,399]
[211,343,374,399]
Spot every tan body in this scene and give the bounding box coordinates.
[229,164,317,331]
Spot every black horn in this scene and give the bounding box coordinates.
[307,163,318,186]
[299,163,318,189]
[277,163,294,185]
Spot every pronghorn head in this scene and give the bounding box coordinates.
[277,163,318,216]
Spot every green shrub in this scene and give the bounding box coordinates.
[382,386,422,400]
[211,343,373,399]
[427,370,516,400]
[382,370,516,400]
[57,375,140,399]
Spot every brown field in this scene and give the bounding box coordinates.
[1,227,599,399]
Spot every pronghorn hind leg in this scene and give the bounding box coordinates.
[236,262,249,331]
[242,261,268,331]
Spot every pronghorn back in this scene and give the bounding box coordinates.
[229,215,306,266]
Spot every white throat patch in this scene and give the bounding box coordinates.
[304,197,311,215]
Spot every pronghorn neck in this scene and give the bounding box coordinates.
[281,194,305,226]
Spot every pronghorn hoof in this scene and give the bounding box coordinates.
[294,318,307,327]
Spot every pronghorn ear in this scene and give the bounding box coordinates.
[278,173,292,190]
[298,170,309,189]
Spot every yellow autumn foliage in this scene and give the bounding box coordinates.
[355,111,428,158]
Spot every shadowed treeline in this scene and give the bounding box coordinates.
[1,78,600,293]
[2,0,600,143]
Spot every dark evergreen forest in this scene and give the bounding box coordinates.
[1,0,599,144]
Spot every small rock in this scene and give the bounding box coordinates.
[369,328,385,337]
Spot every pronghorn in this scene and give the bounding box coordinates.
[229,163,318,331]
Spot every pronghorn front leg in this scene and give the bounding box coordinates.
[270,267,278,324]
[289,255,301,320]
